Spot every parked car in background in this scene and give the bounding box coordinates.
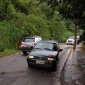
[27,40,62,71]
[66,36,79,45]
[19,35,42,55]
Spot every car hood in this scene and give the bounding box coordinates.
[29,50,58,56]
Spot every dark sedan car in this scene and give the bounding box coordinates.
[27,40,62,71]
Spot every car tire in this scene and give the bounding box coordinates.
[23,51,27,55]
[52,66,56,71]
[56,57,59,62]
[56,54,59,61]
[27,59,32,68]
[28,64,33,68]
[52,61,57,71]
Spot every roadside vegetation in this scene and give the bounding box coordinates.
[0,49,20,57]
[0,0,84,56]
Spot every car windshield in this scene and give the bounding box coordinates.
[69,36,74,39]
[23,38,35,42]
[69,36,79,39]
[34,42,53,50]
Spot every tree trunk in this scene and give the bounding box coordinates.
[73,25,77,50]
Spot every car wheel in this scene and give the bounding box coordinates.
[27,59,32,68]
[56,54,59,61]
[56,57,59,61]
[52,67,56,71]
[52,61,57,71]
[23,51,27,55]
[28,64,33,68]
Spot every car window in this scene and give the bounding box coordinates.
[34,42,53,50]
[23,38,35,42]
[35,37,42,42]
[69,36,79,39]
[69,36,74,39]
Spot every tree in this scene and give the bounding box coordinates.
[58,0,85,46]
[0,0,73,49]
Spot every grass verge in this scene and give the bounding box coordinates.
[0,49,20,57]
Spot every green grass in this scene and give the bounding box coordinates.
[0,49,20,57]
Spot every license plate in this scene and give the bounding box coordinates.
[36,60,44,64]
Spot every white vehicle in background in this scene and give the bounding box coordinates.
[66,36,79,45]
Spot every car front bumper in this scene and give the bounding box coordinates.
[27,59,56,68]
[66,42,74,45]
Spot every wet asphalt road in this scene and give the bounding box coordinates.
[0,54,54,85]
[0,44,69,85]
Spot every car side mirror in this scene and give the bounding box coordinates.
[59,49,63,52]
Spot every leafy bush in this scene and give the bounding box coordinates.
[0,49,19,57]
[0,21,22,49]
[0,0,73,50]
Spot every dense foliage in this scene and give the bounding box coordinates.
[42,0,85,44]
[58,0,85,43]
[0,0,73,49]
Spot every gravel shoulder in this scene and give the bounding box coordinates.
[62,46,85,85]
[77,46,85,85]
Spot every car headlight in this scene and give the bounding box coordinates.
[48,58,54,61]
[27,56,34,58]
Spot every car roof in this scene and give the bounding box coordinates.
[69,36,79,39]
[39,40,58,43]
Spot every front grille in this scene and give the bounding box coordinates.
[68,40,72,42]
[34,56,47,60]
